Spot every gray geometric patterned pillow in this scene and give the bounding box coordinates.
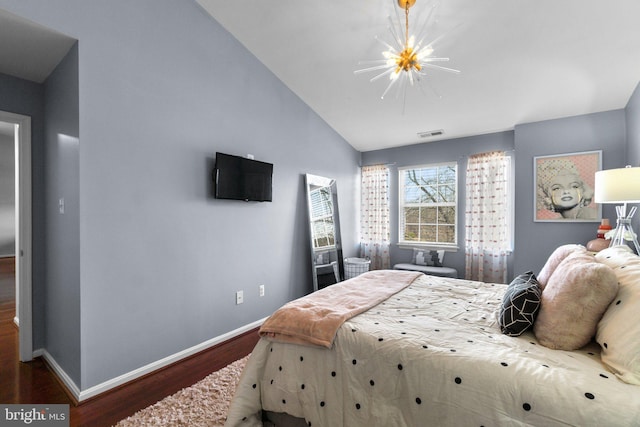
[412,248,444,267]
[499,271,542,336]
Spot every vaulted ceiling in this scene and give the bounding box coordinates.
[0,9,75,84]
[197,0,640,151]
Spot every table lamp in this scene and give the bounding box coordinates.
[594,165,640,253]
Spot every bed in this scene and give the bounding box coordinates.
[224,245,640,426]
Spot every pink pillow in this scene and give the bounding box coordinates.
[537,244,586,289]
[534,252,618,350]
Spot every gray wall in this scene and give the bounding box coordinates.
[627,81,640,165]
[362,109,629,283]
[626,82,640,234]
[513,110,626,276]
[361,131,515,278]
[0,129,14,256]
[44,43,81,385]
[0,0,360,391]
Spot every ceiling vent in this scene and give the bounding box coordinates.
[417,129,444,138]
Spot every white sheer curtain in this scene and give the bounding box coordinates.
[360,165,391,270]
[465,151,512,283]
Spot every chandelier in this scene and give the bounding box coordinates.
[355,0,459,100]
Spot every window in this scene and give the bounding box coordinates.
[399,162,458,247]
[309,186,335,248]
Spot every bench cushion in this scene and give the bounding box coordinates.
[393,263,458,278]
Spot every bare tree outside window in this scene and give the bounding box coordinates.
[399,163,457,245]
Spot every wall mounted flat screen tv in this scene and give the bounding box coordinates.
[214,152,273,202]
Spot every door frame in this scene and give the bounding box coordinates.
[1,111,33,362]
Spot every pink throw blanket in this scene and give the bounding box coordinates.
[259,270,422,348]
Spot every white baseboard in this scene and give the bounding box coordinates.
[41,349,82,399]
[37,318,266,402]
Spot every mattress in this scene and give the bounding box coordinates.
[225,273,640,426]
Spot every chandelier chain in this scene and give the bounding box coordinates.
[404,3,410,48]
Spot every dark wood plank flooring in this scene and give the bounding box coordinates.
[0,258,260,426]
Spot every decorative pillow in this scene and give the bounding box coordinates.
[537,244,587,289]
[533,251,618,350]
[498,271,542,336]
[594,246,640,385]
[412,248,444,267]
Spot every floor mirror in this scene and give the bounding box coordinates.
[305,174,344,291]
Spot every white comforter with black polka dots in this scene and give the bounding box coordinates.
[225,274,640,426]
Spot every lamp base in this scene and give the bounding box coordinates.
[609,207,640,254]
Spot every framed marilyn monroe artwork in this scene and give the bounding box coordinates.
[534,150,602,222]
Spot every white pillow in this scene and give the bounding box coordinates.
[595,246,640,385]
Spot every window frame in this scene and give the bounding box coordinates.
[398,162,459,249]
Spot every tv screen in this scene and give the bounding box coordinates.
[214,152,273,202]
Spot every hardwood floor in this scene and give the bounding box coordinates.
[0,259,260,426]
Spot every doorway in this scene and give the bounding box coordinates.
[0,112,33,362]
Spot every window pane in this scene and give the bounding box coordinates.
[312,221,323,235]
[420,186,437,204]
[420,225,437,242]
[404,207,419,223]
[421,206,437,223]
[316,236,329,247]
[404,187,421,204]
[310,188,333,218]
[439,184,455,202]
[438,206,455,224]
[419,168,437,184]
[312,218,335,248]
[404,225,419,241]
[405,170,419,186]
[439,166,456,183]
[399,162,457,245]
[438,225,456,243]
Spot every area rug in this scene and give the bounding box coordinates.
[114,355,249,427]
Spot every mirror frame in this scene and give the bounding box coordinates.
[305,174,344,291]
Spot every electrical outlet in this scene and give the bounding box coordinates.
[259,285,265,297]
[236,290,244,305]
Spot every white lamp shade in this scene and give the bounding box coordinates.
[595,167,640,203]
